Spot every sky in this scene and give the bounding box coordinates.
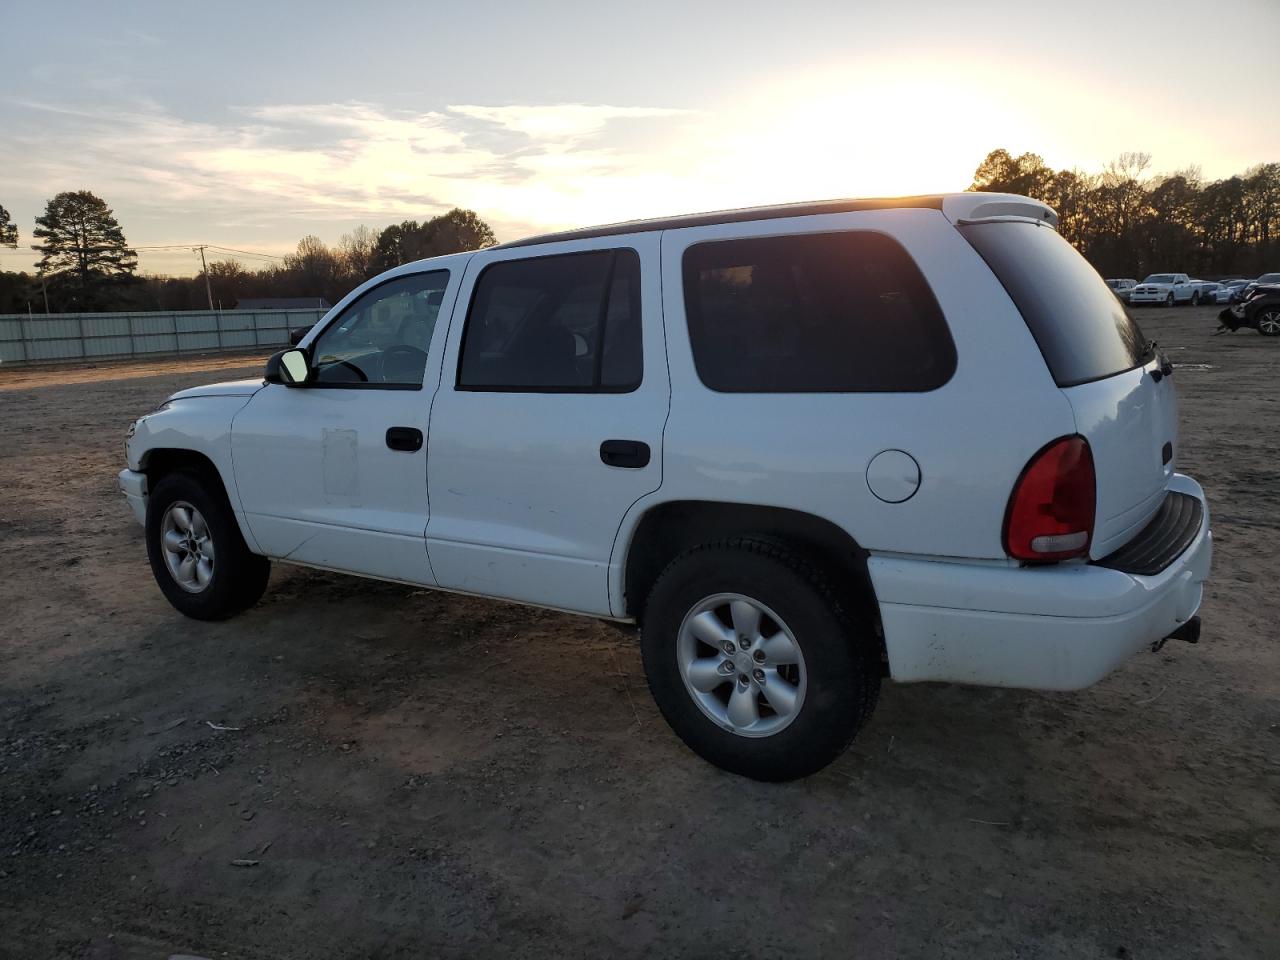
[1,0,1278,277]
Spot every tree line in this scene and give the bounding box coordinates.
[4,151,1278,315]
[0,193,496,314]
[970,149,1280,278]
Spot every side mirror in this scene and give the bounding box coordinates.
[265,348,311,386]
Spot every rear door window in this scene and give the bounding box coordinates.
[959,221,1151,387]
[681,231,955,393]
[457,249,642,392]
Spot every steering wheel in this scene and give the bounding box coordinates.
[381,344,428,383]
[331,359,368,382]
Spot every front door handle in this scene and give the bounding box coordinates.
[600,439,650,469]
[386,426,423,452]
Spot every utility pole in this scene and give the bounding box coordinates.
[195,245,215,312]
[40,274,50,314]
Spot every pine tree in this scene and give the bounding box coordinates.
[0,203,17,247]
[32,191,137,309]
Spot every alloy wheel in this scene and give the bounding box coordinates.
[676,593,806,738]
[160,501,215,593]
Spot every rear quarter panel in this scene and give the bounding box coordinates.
[612,208,1078,606]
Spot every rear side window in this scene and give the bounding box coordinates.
[681,232,955,393]
[458,249,642,392]
[959,221,1151,387]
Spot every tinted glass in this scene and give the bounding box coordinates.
[959,221,1151,387]
[681,231,955,393]
[458,249,642,392]
[311,271,449,387]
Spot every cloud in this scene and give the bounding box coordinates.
[447,103,690,142]
[0,97,703,262]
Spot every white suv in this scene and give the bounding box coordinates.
[118,193,1212,781]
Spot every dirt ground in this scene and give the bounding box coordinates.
[0,305,1276,960]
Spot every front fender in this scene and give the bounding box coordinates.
[126,395,261,550]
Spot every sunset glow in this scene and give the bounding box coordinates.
[1,0,1276,276]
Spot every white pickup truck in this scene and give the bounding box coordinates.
[1129,273,1197,307]
[118,193,1211,780]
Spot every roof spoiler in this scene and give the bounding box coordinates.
[942,193,1058,228]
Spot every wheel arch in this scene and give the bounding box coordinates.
[618,499,883,646]
[140,447,261,554]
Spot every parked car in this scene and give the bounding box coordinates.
[1219,283,1280,335]
[1194,281,1223,304]
[1242,272,1280,300]
[117,193,1212,781]
[1105,278,1137,303]
[1129,273,1197,306]
[1216,279,1250,304]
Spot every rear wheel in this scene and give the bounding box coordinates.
[146,470,270,620]
[1191,291,1201,306]
[640,538,879,781]
[1257,308,1280,336]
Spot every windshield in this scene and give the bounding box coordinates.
[1143,274,1176,284]
[1258,273,1280,284]
[959,221,1152,387]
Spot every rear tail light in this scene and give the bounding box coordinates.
[1003,436,1096,562]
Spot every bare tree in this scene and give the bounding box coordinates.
[338,225,380,283]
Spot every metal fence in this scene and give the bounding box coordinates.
[0,308,329,366]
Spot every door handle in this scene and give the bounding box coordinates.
[386,426,423,452]
[600,439,650,469]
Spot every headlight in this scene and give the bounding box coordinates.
[126,401,172,440]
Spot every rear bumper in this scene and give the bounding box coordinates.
[117,468,148,526]
[868,474,1211,691]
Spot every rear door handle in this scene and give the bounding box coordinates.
[386,426,423,452]
[600,439,650,469]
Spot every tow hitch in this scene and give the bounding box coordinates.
[1152,616,1201,653]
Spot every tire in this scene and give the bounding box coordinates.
[640,538,879,781]
[1165,293,1175,308]
[145,469,270,620]
[1257,308,1280,336]
[1191,291,1201,306]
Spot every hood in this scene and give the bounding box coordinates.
[167,378,265,401]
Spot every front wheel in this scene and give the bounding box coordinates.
[146,470,270,620]
[1165,293,1175,308]
[640,539,879,781]
[1257,308,1280,336]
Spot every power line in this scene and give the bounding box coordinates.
[206,244,285,261]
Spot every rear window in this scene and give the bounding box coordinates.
[681,231,955,393]
[960,221,1151,387]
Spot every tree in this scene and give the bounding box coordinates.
[0,203,16,248]
[970,149,1055,200]
[338,225,380,283]
[421,208,497,256]
[284,235,343,302]
[31,191,138,310]
[372,208,497,271]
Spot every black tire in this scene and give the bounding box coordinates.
[1256,308,1280,336]
[145,469,270,620]
[1191,291,1201,306]
[640,538,879,781]
[1165,293,1175,308]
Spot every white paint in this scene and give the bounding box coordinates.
[424,232,669,616]
[120,193,1212,697]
